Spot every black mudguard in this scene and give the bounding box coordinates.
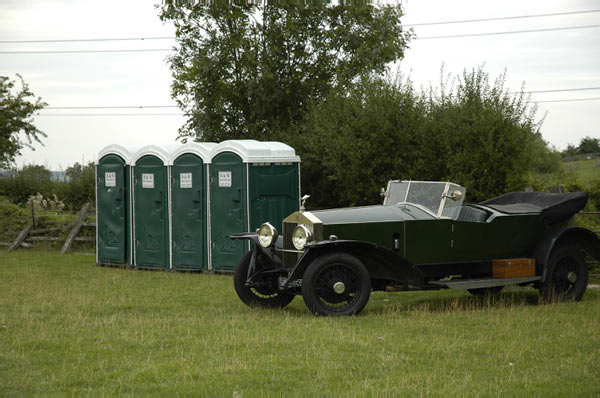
[283,240,424,289]
[531,226,600,282]
[230,233,285,282]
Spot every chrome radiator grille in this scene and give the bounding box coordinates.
[283,221,301,267]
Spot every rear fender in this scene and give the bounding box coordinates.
[532,227,600,282]
[284,240,424,288]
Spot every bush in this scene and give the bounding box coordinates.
[0,196,29,238]
[0,162,95,211]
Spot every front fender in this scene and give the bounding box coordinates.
[230,232,283,274]
[284,240,424,288]
[532,226,600,282]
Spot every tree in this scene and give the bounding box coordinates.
[62,162,95,209]
[292,67,551,208]
[159,2,411,142]
[577,136,600,155]
[0,75,47,168]
[290,74,427,207]
[423,67,548,201]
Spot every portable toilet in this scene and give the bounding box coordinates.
[170,142,217,271]
[132,144,178,269]
[209,140,301,272]
[96,144,137,266]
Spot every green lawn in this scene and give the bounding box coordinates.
[1,251,599,396]
[563,158,600,184]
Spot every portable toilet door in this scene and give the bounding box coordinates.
[208,140,301,272]
[132,145,173,269]
[209,141,259,272]
[170,142,216,271]
[248,142,301,232]
[96,145,136,266]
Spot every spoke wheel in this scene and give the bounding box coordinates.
[234,251,294,308]
[541,246,588,302]
[302,253,371,316]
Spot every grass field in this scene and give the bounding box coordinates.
[563,158,600,184]
[1,251,599,396]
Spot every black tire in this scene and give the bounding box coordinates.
[540,246,588,302]
[467,286,503,296]
[233,251,294,308]
[301,252,371,316]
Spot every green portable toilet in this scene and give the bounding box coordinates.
[132,144,177,269]
[170,142,216,271]
[209,140,301,272]
[96,144,137,266]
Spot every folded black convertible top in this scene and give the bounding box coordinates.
[479,191,589,224]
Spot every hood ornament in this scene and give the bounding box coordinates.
[300,194,310,212]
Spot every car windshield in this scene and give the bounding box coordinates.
[383,181,466,217]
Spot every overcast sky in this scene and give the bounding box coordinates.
[1,0,599,170]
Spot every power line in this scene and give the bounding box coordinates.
[405,9,600,27]
[417,24,600,40]
[528,87,600,94]
[532,97,600,104]
[46,105,178,110]
[42,87,600,110]
[36,113,184,116]
[34,97,600,116]
[0,48,173,54]
[0,9,597,44]
[2,23,597,53]
[0,36,174,44]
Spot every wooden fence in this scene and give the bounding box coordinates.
[2,203,95,254]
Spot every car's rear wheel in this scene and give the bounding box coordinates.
[234,251,294,308]
[301,252,371,316]
[540,246,588,302]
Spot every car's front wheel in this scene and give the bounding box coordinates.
[540,245,588,302]
[301,252,371,316]
[234,251,294,308]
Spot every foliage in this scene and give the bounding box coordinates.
[423,67,550,202]
[0,164,54,205]
[0,196,29,236]
[61,161,95,210]
[562,136,600,158]
[160,2,411,142]
[576,136,600,155]
[0,74,47,168]
[0,162,95,210]
[290,74,427,207]
[292,67,554,207]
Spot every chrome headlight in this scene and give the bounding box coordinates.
[257,222,278,248]
[292,224,312,250]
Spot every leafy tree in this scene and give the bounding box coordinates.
[293,67,552,208]
[290,74,427,207]
[0,75,47,168]
[577,136,600,154]
[562,144,578,159]
[159,2,411,142]
[62,162,95,209]
[0,164,53,205]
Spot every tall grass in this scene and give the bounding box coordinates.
[1,251,598,396]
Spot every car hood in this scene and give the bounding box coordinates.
[310,204,435,225]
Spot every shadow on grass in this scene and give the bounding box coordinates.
[378,291,541,314]
[368,287,599,315]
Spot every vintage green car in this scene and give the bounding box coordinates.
[231,181,600,316]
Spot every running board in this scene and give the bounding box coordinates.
[429,276,541,290]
